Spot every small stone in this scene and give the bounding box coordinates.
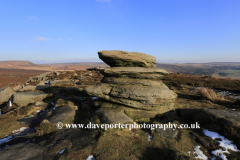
[95,108,133,124]
[154,124,179,138]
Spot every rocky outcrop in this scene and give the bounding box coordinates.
[85,50,177,119]
[25,72,51,85]
[0,87,14,105]
[98,50,156,68]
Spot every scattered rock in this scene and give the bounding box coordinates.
[35,85,51,90]
[13,83,24,92]
[0,87,15,105]
[13,92,50,107]
[19,85,36,91]
[35,102,49,108]
[50,80,62,85]
[154,123,179,138]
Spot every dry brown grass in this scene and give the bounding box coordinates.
[61,128,199,160]
[0,114,26,139]
[35,121,58,136]
[198,87,226,102]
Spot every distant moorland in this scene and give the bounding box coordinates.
[1,61,240,79]
[157,62,240,79]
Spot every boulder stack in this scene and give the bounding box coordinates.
[85,50,177,119]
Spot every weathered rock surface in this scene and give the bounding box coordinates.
[13,83,24,92]
[154,124,179,138]
[178,108,240,129]
[85,83,176,110]
[98,50,156,68]
[95,108,133,124]
[19,85,36,91]
[0,143,47,160]
[25,72,51,85]
[48,105,75,124]
[35,85,51,90]
[102,77,164,86]
[94,100,175,118]
[13,92,50,107]
[194,108,240,127]
[103,67,168,80]
[0,87,14,104]
[85,50,177,120]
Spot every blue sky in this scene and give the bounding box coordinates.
[0,0,240,64]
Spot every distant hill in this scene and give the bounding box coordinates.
[0,61,108,71]
[1,61,240,79]
[156,62,240,79]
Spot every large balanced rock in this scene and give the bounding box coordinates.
[0,87,15,105]
[85,50,177,119]
[98,50,156,68]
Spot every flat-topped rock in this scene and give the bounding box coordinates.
[98,50,156,68]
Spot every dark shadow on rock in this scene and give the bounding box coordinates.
[0,142,48,160]
[138,147,189,160]
[17,113,46,128]
[214,100,237,109]
[177,93,201,100]
[153,110,178,122]
[175,108,200,121]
